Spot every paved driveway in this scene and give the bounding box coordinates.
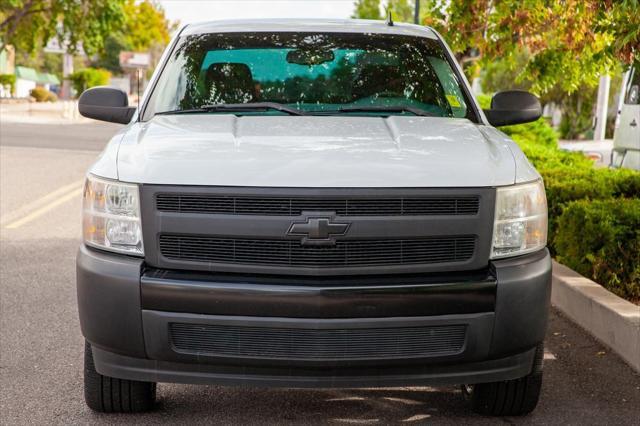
[1,122,638,425]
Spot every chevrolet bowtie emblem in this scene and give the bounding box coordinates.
[287,215,351,246]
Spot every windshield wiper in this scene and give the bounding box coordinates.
[335,105,437,117]
[156,102,306,116]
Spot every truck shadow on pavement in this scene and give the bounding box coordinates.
[152,385,480,425]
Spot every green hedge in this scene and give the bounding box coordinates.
[535,159,640,241]
[555,199,640,300]
[501,119,558,148]
[68,68,110,97]
[477,93,640,300]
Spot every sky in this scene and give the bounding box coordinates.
[159,0,357,26]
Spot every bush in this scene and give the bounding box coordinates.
[0,74,16,95]
[532,160,640,246]
[68,68,110,97]
[29,87,58,102]
[501,118,558,148]
[477,92,640,299]
[555,199,640,301]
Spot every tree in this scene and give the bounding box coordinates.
[352,0,383,20]
[121,0,171,51]
[0,0,126,55]
[352,1,639,94]
[91,34,128,73]
[417,0,639,94]
[92,0,173,74]
[385,0,413,23]
[68,67,110,95]
[352,0,414,22]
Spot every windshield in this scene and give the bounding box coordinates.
[143,32,475,120]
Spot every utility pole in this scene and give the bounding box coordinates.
[593,75,611,141]
[61,52,73,100]
[414,0,420,24]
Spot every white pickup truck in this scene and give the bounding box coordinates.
[76,19,550,416]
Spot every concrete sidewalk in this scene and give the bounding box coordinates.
[0,100,87,124]
[552,261,640,372]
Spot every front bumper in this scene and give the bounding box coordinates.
[77,246,551,387]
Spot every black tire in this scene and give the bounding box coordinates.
[462,343,544,416]
[84,341,156,413]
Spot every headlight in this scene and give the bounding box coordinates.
[491,180,547,259]
[83,175,144,256]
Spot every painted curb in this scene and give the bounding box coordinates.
[551,260,640,372]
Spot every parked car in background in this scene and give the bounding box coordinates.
[612,61,640,170]
[558,139,612,167]
[76,19,550,417]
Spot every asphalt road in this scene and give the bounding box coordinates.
[1,121,639,425]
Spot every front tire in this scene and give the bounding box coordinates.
[84,341,156,413]
[463,343,544,416]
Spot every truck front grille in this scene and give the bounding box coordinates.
[142,186,494,275]
[169,322,467,360]
[159,235,476,267]
[156,194,480,216]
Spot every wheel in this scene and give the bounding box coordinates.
[462,343,544,416]
[84,341,156,412]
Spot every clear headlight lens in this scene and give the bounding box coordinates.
[83,175,143,256]
[491,180,547,259]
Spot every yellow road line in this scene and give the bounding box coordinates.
[0,179,85,226]
[4,187,83,229]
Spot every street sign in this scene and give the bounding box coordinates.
[44,38,84,55]
[119,52,151,70]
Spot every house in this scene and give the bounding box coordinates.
[14,66,61,97]
[15,66,37,97]
[39,73,61,92]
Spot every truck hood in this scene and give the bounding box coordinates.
[115,115,518,187]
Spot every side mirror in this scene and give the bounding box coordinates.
[78,87,136,124]
[483,90,542,127]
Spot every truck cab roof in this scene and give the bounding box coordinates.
[182,18,439,39]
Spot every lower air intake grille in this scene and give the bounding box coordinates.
[169,323,467,360]
[159,235,476,267]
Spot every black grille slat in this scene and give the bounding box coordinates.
[169,323,467,360]
[156,194,479,216]
[159,235,475,267]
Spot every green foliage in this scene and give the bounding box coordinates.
[352,0,383,19]
[475,93,491,109]
[91,35,129,74]
[481,50,626,140]
[476,94,640,299]
[502,120,558,148]
[352,0,413,22]
[557,89,597,140]
[386,0,413,23]
[68,68,110,96]
[0,73,16,94]
[481,50,532,94]
[92,1,173,75]
[121,0,171,51]
[555,199,640,301]
[414,1,638,94]
[29,87,57,102]
[0,1,126,55]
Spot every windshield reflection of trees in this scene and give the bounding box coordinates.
[171,33,452,115]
